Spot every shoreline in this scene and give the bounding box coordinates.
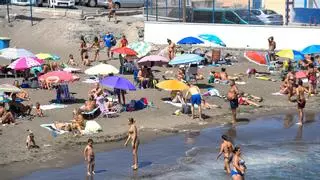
[3,102,319,180]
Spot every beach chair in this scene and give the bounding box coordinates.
[82,107,101,120]
[265,53,279,72]
[96,96,118,118]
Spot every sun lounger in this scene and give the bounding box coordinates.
[96,96,118,118]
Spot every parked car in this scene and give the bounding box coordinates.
[251,9,284,25]
[11,0,75,8]
[233,9,265,25]
[186,8,264,25]
[80,0,144,8]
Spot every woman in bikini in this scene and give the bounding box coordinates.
[124,118,139,170]
[80,36,88,63]
[167,39,176,60]
[91,36,100,62]
[231,146,246,180]
[307,64,317,97]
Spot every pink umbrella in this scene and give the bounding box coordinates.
[8,57,44,70]
[295,71,307,79]
[138,55,169,67]
[39,71,78,83]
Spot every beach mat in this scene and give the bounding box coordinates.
[40,123,68,135]
[163,101,199,109]
[33,104,68,110]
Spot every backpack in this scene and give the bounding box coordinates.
[181,104,191,114]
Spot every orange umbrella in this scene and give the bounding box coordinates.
[111,47,137,56]
[244,51,267,66]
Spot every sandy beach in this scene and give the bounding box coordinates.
[1,13,320,180]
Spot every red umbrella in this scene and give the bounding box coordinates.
[111,47,137,56]
[244,51,267,66]
[39,71,79,83]
[295,71,307,79]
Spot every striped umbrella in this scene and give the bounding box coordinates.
[0,48,35,59]
[8,57,44,70]
[276,49,304,61]
[128,41,152,58]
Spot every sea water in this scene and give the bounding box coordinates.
[22,113,320,180]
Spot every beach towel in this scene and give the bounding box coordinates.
[40,123,68,135]
[33,103,68,110]
[272,92,285,96]
[82,79,99,84]
[63,67,81,73]
[203,88,221,97]
[163,101,199,109]
[82,121,102,135]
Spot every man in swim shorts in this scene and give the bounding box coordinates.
[217,135,234,174]
[296,79,307,125]
[185,83,203,120]
[228,80,239,124]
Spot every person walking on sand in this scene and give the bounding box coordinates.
[185,83,203,120]
[80,35,88,63]
[268,36,276,61]
[167,39,176,60]
[228,80,239,124]
[217,135,234,174]
[103,32,116,59]
[84,139,95,176]
[108,0,117,23]
[124,118,140,170]
[296,79,308,125]
[90,36,100,62]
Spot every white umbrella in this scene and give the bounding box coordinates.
[0,48,35,60]
[84,63,119,75]
[0,84,22,93]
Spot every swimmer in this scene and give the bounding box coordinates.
[84,139,95,176]
[231,146,246,180]
[217,135,234,174]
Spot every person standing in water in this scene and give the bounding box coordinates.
[228,80,239,124]
[296,79,308,125]
[217,135,234,174]
[231,146,246,180]
[185,83,203,120]
[124,118,139,170]
[84,139,95,176]
[167,39,176,60]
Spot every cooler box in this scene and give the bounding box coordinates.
[0,37,10,50]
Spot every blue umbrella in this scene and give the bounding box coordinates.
[100,76,136,91]
[169,54,204,65]
[177,36,204,45]
[301,45,320,54]
[198,34,226,47]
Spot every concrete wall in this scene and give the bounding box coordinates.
[294,8,320,24]
[144,21,320,50]
[263,0,286,15]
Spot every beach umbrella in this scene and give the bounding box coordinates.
[198,34,226,47]
[8,57,44,70]
[156,80,189,91]
[39,71,78,83]
[100,76,136,91]
[36,53,60,61]
[128,41,152,58]
[276,49,304,61]
[244,51,267,66]
[295,71,307,79]
[177,36,204,45]
[84,63,119,75]
[301,45,320,54]
[138,55,169,67]
[169,54,204,65]
[111,47,137,56]
[0,84,22,93]
[0,48,35,59]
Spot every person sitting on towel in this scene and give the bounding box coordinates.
[171,91,185,104]
[8,94,32,116]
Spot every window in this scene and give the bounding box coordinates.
[251,10,261,16]
[214,12,223,23]
[193,11,212,23]
[225,12,240,24]
[263,10,277,15]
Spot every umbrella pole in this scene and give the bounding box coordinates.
[6,0,10,23]
[29,0,33,26]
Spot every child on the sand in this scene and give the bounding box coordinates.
[35,102,44,117]
[84,138,95,176]
[83,55,91,66]
[26,130,37,149]
[68,54,77,66]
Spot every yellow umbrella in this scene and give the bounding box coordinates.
[36,53,60,61]
[156,80,189,91]
[276,49,304,61]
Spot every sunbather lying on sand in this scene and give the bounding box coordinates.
[54,122,73,132]
[201,99,221,109]
[238,92,262,107]
[0,104,16,125]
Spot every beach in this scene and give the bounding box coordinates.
[1,14,320,180]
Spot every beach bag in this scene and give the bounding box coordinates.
[111,38,117,46]
[135,100,145,110]
[181,104,191,114]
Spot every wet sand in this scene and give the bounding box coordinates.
[1,15,320,180]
